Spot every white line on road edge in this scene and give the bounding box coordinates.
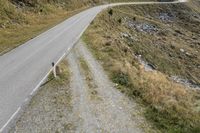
[0,10,93,133]
[24,98,28,103]
[0,107,21,133]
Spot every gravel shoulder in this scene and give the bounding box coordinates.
[10,61,73,133]
[69,40,155,133]
[10,40,155,133]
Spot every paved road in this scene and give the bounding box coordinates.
[0,0,186,132]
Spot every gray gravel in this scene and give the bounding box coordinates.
[70,41,155,133]
[10,72,73,133]
[66,49,100,133]
[10,40,156,133]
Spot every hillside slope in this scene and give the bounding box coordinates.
[83,0,200,132]
[0,0,156,54]
[0,0,101,54]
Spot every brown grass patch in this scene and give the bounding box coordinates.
[83,2,200,132]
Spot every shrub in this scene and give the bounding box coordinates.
[108,8,113,16]
[118,18,122,23]
[112,72,129,87]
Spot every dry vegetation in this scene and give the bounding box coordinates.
[83,1,200,132]
[0,0,99,54]
[0,0,155,54]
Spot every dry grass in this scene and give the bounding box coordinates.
[83,2,200,132]
[0,0,91,55]
[0,0,154,55]
[47,59,70,86]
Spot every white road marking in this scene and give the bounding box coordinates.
[24,98,28,102]
[0,107,21,133]
[0,11,93,133]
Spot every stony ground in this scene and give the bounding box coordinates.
[10,41,156,133]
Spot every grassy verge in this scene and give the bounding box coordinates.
[83,2,200,132]
[46,60,70,86]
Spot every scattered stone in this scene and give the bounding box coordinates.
[185,52,192,57]
[158,12,175,22]
[170,45,175,49]
[171,76,200,90]
[121,32,129,38]
[124,17,159,34]
[135,55,156,71]
[175,30,183,35]
[105,41,112,46]
[120,32,135,41]
[115,83,119,87]
[135,23,158,33]
[0,23,7,29]
[180,48,185,53]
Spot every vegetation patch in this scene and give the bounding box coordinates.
[112,72,130,87]
[83,1,200,132]
[0,0,159,55]
[47,60,70,86]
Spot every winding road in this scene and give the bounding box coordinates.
[0,0,187,132]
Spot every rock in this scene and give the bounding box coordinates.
[136,55,155,71]
[0,24,6,29]
[136,23,158,33]
[120,32,135,41]
[170,45,175,49]
[169,53,173,57]
[185,52,192,57]
[121,32,129,38]
[170,76,200,90]
[105,41,111,46]
[158,12,175,22]
[180,48,185,53]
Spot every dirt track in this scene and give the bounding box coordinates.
[11,40,155,133]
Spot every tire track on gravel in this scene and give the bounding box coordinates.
[67,40,153,133]
[67,49,100,133]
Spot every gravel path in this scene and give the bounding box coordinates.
[66,50,100,133]
[10,40,154,133]
[67,41,149,133]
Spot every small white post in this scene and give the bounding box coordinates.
[52,62,57,78]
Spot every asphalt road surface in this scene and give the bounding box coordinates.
[0,0,186,132]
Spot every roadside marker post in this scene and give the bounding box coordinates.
[52,62,57,78]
